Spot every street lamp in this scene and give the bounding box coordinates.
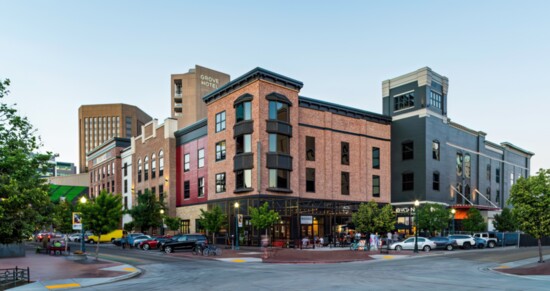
[160,209,165,236]
[234,202,240,251]
[451,209,456,235]
[413,199,420,253]
[79,196,87,253]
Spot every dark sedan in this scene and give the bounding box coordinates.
[160,234,207,253]
[429,237,458,251]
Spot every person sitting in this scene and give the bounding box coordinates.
[302,237,309,249]
[318,237,324,247]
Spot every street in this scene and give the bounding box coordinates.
[73,243,550,290]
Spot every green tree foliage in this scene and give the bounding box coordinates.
[123,221,135,233]
[462,208,486,232]
[79,191,122,260]
[52,201,75,234]
[198,205,226,244]
[417,203,451,236]
[249,202,280,237]
[164,216,181,234]
[509,169,550,263]
[0,78,52,244]
[352,200,395,235]
[127,189,164,233]
[492,207,517,232]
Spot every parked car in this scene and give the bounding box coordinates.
[139,236,172,250]
[158,234,183,250]
[473,237,487,249]
[86,229,126,244]
[36,232,63,242]
[132,235,153,247]
[68,233,82,242]
[429,237,458,251]
[160,234,208,253]
[447,235,476,249]
[389,236,437,252]
[121,233,145,247]
[473,232,498,248]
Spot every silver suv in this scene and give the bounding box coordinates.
[448,235,476,249]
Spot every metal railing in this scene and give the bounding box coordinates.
[0,266,30,288]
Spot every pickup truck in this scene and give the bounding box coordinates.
[473,233,498,248]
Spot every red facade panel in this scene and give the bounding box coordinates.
[176,136,208,206]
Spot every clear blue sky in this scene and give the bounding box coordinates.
[1,0,548,173]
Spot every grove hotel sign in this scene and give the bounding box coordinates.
[200,74,220,89]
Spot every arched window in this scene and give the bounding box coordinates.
[151,153,156,179]
[138,159,142,183]
[432,140,440,160]
[464,154,471,178]
[144,156,149,181]
[456,153,463,177]
[159,150,164,177]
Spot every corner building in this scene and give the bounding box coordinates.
[201,68,391,245]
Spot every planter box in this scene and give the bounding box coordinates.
[0,243,25,258]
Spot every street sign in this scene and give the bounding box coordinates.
[301,215,313,225]
[238,214,243,227]
[72,212,82,230]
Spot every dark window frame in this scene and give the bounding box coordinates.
[341,171,350,195]
[184,181,190,199]
[433,172,440,191]
[198,177,205,198]
[432,140,440,160]
[198,148,205,168]
[341,142,350,165]
[402,141,414,160]
[215,111,226,133]
[372,147,380,169]
[402,172,414,191]
[215,173,226,193]
[306,168,315,193]
[184,153,190,172]
[216,141,226,161]
[372,175,380,197]
[306,136,315,161]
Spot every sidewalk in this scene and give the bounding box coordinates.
[493,254,550,278]
[0,248,140,290]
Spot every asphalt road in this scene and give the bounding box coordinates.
[75,245,550,290]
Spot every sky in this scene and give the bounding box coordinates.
[1,0,548,173]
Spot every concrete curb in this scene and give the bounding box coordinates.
[487,254,550,281]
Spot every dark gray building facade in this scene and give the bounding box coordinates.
[383,67,534,231]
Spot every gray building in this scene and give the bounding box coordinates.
[382,67,534,231]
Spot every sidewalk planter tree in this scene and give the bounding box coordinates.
[462,208,486,233]
[127,189,163,233]
[417,203,450,236]
[249,202,280,242]
[509,169,550,263]
[164,216,182,235]
[492,207,517,232]
[199,206,226,245]
[353,200,395,250]
[0,78,52,257]
[79,190,122,260]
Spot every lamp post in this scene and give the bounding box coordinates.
[413,199,419,253]
[80,196,87,253]
[451,209,456,235]
[160,209,165,236]
[234,202,240,251]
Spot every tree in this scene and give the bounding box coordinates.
[374,204,396,234]
[52,201,75,234]
[164,216,181,235]
[462,208,486,232]
[417,203,450,236]
[79,191,122,260]
[509,169,550,263]
[352,201,379,236]
[123,221,135,233]
[492,207,517,232]
[127,189,163,233]
[249,202,280,237]
[198,206,226,244]
[0,78,52,245]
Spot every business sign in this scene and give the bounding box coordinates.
[238,214,243,227]
[301,215,313,225]
[72,212,82,230]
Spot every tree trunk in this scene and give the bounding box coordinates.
[95,234,101,261]
[538,238,544,263]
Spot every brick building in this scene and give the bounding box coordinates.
[87,137,131,198]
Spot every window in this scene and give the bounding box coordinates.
[124,163,128,177]
[341,172,350,195]
[151,186,156,195]
[464,154,471,178]
[236,134,252,154]
[107,164,111,176]
[184,154,190,172]
[216,141,226,161]
[151,154,156,179]
[184,181,190,199]
[268,101,289,122]
[159,185,164,202]
[510,173,514,186]
[373,175,380,197]
[111,181,114,193]
[432,141,440,160]
[496,168,500,183]
[269,134,290,154]
[144,156,149,181]
[306,168,315,193]
[402,141,414,160]
[159,150,164,177]
[269,169,290,189]
[124,196,128,210]
[393,92,415,111]
[198,149,205,168]
[486,187,491,201]
[174,79,182,95]
[402,172,414,191]
[456,153,463,176]
[235,101,252,123]
[429,91,442,109]
[433,172,440,191]
[496,190,500,203]
[372,147,380,169]
[125,116,132,138]
[215,111,226,132]
[181,220,190,234]
[341,142,349,165]
[137,159,142,183]
[236,169,252,189]
[306,136,315,161]
[216,173,226,193]
[486,164,491,180]
[198,177,205,198]
[124,180,128,193]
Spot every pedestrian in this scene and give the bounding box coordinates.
[387,231,392,245]
[392,231,398,242]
